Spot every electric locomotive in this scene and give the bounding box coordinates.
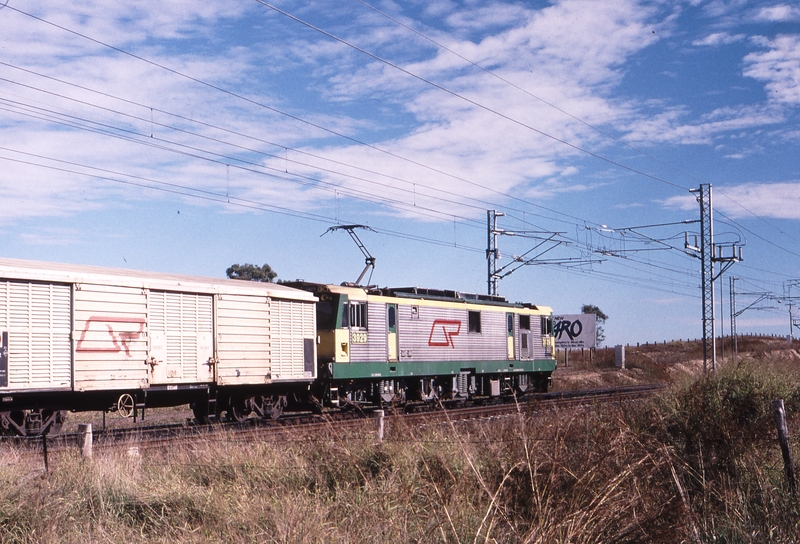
[285,282,556,408]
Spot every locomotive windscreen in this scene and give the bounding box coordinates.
[315,294,342,330]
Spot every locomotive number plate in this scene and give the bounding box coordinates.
[351,332,368,344]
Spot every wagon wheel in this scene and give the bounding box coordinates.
[267,396,286,420]
[191,402,210,424]
[117,393,135,418]
[227,397,251,423]
[45,410,67,434]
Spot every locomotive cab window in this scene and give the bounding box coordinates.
[519,315,531,330]
[347,302,368,330]
[468,311,481,333]
[541,316,553,335]
[316,295,339,330]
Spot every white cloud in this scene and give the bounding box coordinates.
[313,0,662,205]
[692,32,746,46]
[663,182,800,220]
[744,35,800,105]
[1,0,795,231]
[754,4,800,22]
[622,104,784,145]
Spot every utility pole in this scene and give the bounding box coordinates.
[786,280,800,343]
[686,184,742,373]
[485,210,597,296]
[730,277,737,361]
[688,184,716,373]
[719,271,725,361]
[487,210,504,296]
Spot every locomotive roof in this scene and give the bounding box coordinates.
[285,281,546,311]
[0,258,317,302]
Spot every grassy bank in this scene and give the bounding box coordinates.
[2,356,799,542]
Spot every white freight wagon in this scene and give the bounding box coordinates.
[0,258,316,435]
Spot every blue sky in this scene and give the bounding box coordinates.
[1,0,800,346]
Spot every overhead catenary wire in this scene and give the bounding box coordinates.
[253,0,692,194]
[0,147,487,253]
[0,4,796,309]
[0,83,700,296]
[0,6,709,233]
[348,0,800,272]
[0,62,592,232]
[2,3,609,225]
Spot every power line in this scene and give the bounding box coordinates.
[3,4,798,315]
[4,3,603,222]
[0,146,487,253]
[254,0,693,194]
[350,0,800,267]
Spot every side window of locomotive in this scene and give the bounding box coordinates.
[348,302,368,330]
[541,316,553,335]
[468,311,481,333]
[388,304,396,330]
[519,315,531,330]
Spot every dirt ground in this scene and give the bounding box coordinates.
[553,335,800,391]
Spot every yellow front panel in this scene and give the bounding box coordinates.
[334,328,350,363]
[388,331,398,361]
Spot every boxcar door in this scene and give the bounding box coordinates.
[387,304,398,362]
[148,291,214,384]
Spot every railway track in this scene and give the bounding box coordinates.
[4,383,665,457]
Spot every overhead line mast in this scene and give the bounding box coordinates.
[487,210,504,296]
[486,210,599,296]
[686,184,742,373]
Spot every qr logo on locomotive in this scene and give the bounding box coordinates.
[428,319,461,348]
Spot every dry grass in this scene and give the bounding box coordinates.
[2,349,800,542]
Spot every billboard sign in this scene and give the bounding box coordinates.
[553,314,596,349]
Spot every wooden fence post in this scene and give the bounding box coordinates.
[374,410,385,443]
[773,399,796,496]
[77,423,93,459]
[42,434,48,473]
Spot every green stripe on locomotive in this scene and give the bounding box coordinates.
[328,358,557,380]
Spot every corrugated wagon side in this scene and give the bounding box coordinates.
[0,259,317,435]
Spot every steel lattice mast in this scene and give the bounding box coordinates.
[687,184,741,373]
[487,210,503,296]
[729,276,737,359]
[698,184,715,372]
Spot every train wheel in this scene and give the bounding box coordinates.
[117,393,135,418]
[191,402,210,424]
[45,410,67,434]
[227,397,251,423]
[0,411,26,435]
[265,396,286,419]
